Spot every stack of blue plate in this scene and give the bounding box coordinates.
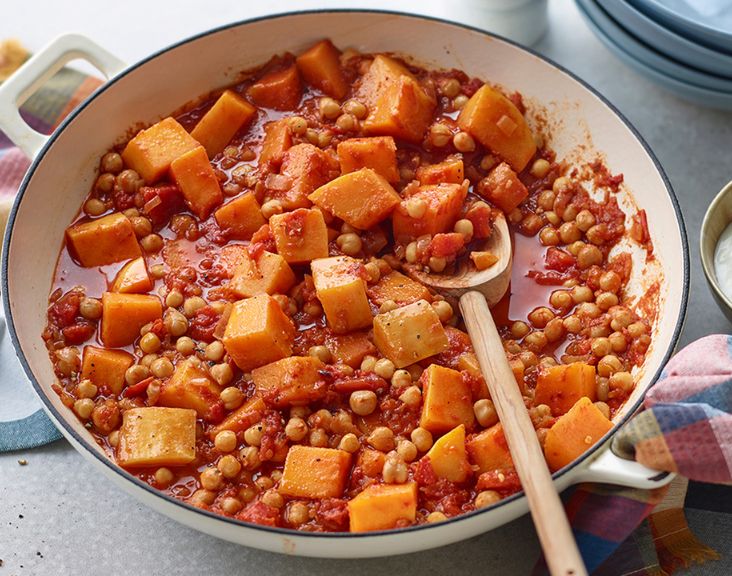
[576,0,732,109]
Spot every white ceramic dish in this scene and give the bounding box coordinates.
[597,0,732,77]
[577,1,732,109]
[0,10,688,558]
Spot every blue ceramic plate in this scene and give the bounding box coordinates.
[576,0,732,109]
[597,0,732,76]
[629,0,732,53]
[578,0,732,92]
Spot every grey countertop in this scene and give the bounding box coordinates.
[2,1,731,574]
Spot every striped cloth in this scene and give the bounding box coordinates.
[0,41,728,574]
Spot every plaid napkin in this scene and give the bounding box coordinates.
[0,40,727,574]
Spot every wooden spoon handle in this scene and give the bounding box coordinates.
[460,291,587,576]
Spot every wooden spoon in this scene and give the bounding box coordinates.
[408,212,587,576]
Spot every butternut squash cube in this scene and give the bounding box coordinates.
[311,256,373,334]
[222,294,295,372]
[81,346,134,395]
[100,292,162,348]
[158,358,224,422]
[470,251,499,271]
[416,157,464,185]
[337,136,399,183]
[367,270,432,307]
[121,117,200,183]
[214,193,266,240]
[467,424,514,473]
[348,482,418,532]
[457,84,536,172]
[392,182,468,242]
[308,168,400,230]
[66,213,141,267]
[274,143,340,210]
[373,299,448,368]
[111,257,152,294]
[295,39,348,99]
[477,162,528,214]
[259,119,292,168]
[328,331,376,368]
[209,396,266,439]
[229,250,296,298]
[544,397,613,471]
[420,364,475,433]
[190,89,257,158]
[534,362,597,417]
[247,65,302,111]
[118,407,196,468]
[357,55,414,108]
[270,208,328,264]
[424,424,471,483]
[170,145,223,219]
[252,356,326,407]
[279,445,352,498]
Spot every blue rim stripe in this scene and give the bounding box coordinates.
[0,8,690,541]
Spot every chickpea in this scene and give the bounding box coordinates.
[429,123,452,147]
[405,241,418,264]
[76,379,98,399]
[155,467,174,487]
[220,386,243,410]
[200,467,224,491]
[108,430,120,447]
[343,99,367,119]
[350,390,378,416]
[360,354,378,372]
[94,173,116,194]
[549,290,572,310]
[610,309,633,331]
[261,199,283,219]
[125,364,149,385]
[123,208,140,219]
[454,218,474,240]
[440,77,461,98]
[474,399,499,428]
[165,289,184,308]
[571,285,594,304]
[367,426,395,452]
[562,205,579,222]
[190,489,216,506]
[302,301,323,317]
[429,256,447,273]
[544,318,565,343]
[578,302,602,319]
[395,440,418,463]
[545,211,561,226]
[79,297,102,320]
[591,338,612,358]
[335,113,356,131]
[204,341,225,362]
[374,358,396,380]
[559,222,581,244]
[589,324,611,339]
[55,346,80,376]
[319,97,341,119]
[508,208,523,224]
[567,240,585,256]
[599,271,622,293]
[453,131,476,152]
[288,115,308,134]
[577,245,602,269]
[594,401,611,420]
[139,332,161,354]
[575,209,596,232]
[217,454,242,479]
[176,336,196,356]
[287,501,311,526]
[149,264,165,279]
[150,357,174,378]
[597,354,623,377]
[552,176,570,194]
[244,423,263,446]
[538,190,556,211]
[130,216,152,238]
[609,331,627,353]
[586,224,607,245]
[399,385,422,407]
[261,490,284,509]
[285,417,309,441]
[432,300,453,324]
[539,227,560,246]
[336,232,362,256]
[239,446,260,470]
[410,427,433,452]
[84,197,107,216]
[73,398,95,419]
[255,475,274,492]
[524,331,548,351]
[221,497,243,515]
[627,322,647,338]
[480,154,497,171]
[364,261,381,284]
[139,233,162,253]
[427,511,448,523]
[391,369,413,389]
[511,321,530,339]
[337,433,360,453]
[521,213,543,235]
[475,490,501,509]
[596,291,619,311]
[210,363,233,387]
[382,455,408,483]
[609,371,634,392]
[539,356,558,368]
[309,428,329,447]
[563,315,582,333]
[453,94,469,109]
[519,350,538,368]
[183,297,206,317]
[304,345,330,364]
[215,430,238,453]
[528,307,554,328]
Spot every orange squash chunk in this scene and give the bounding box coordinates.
[158,358,224,422]
[100,292,162,348]
[229,250,296,298]
[420,364,475,434]
[270,208,328,264]
[280,446,352,499]
[222,294,295,372]
[477,162,528,214]
[416,157,464,185]
[209,396,266,439]
[348,483,418,532]
[328,331,376,368]
[337,136,399,183]
[247,65,302,111]
[111,257,152,294]
[424,424,471,482]
[66,213,141,267]
[534,362,597,417]
[308,168,400,230]
[544,397,613,471]
[190,90,257,158]
[311,256,372,334]
[81,346,134,395]
[274,143,340,210]
[252,356,326,408]
[373,300,448,368]
[392,182,468,242]
[295,39,348,99]
[467,424,514,473]
[170,145,223,219]
[214,193,266,240]
[357,55,414,107]
[457,84,536,172]
[121,117,200,183]
[470,251,499,271]
[259,119,293,168]
[118,407,196,468]
[367,270,432,306]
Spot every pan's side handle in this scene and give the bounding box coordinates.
[572,446,674,489]
[0,34,126,159]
